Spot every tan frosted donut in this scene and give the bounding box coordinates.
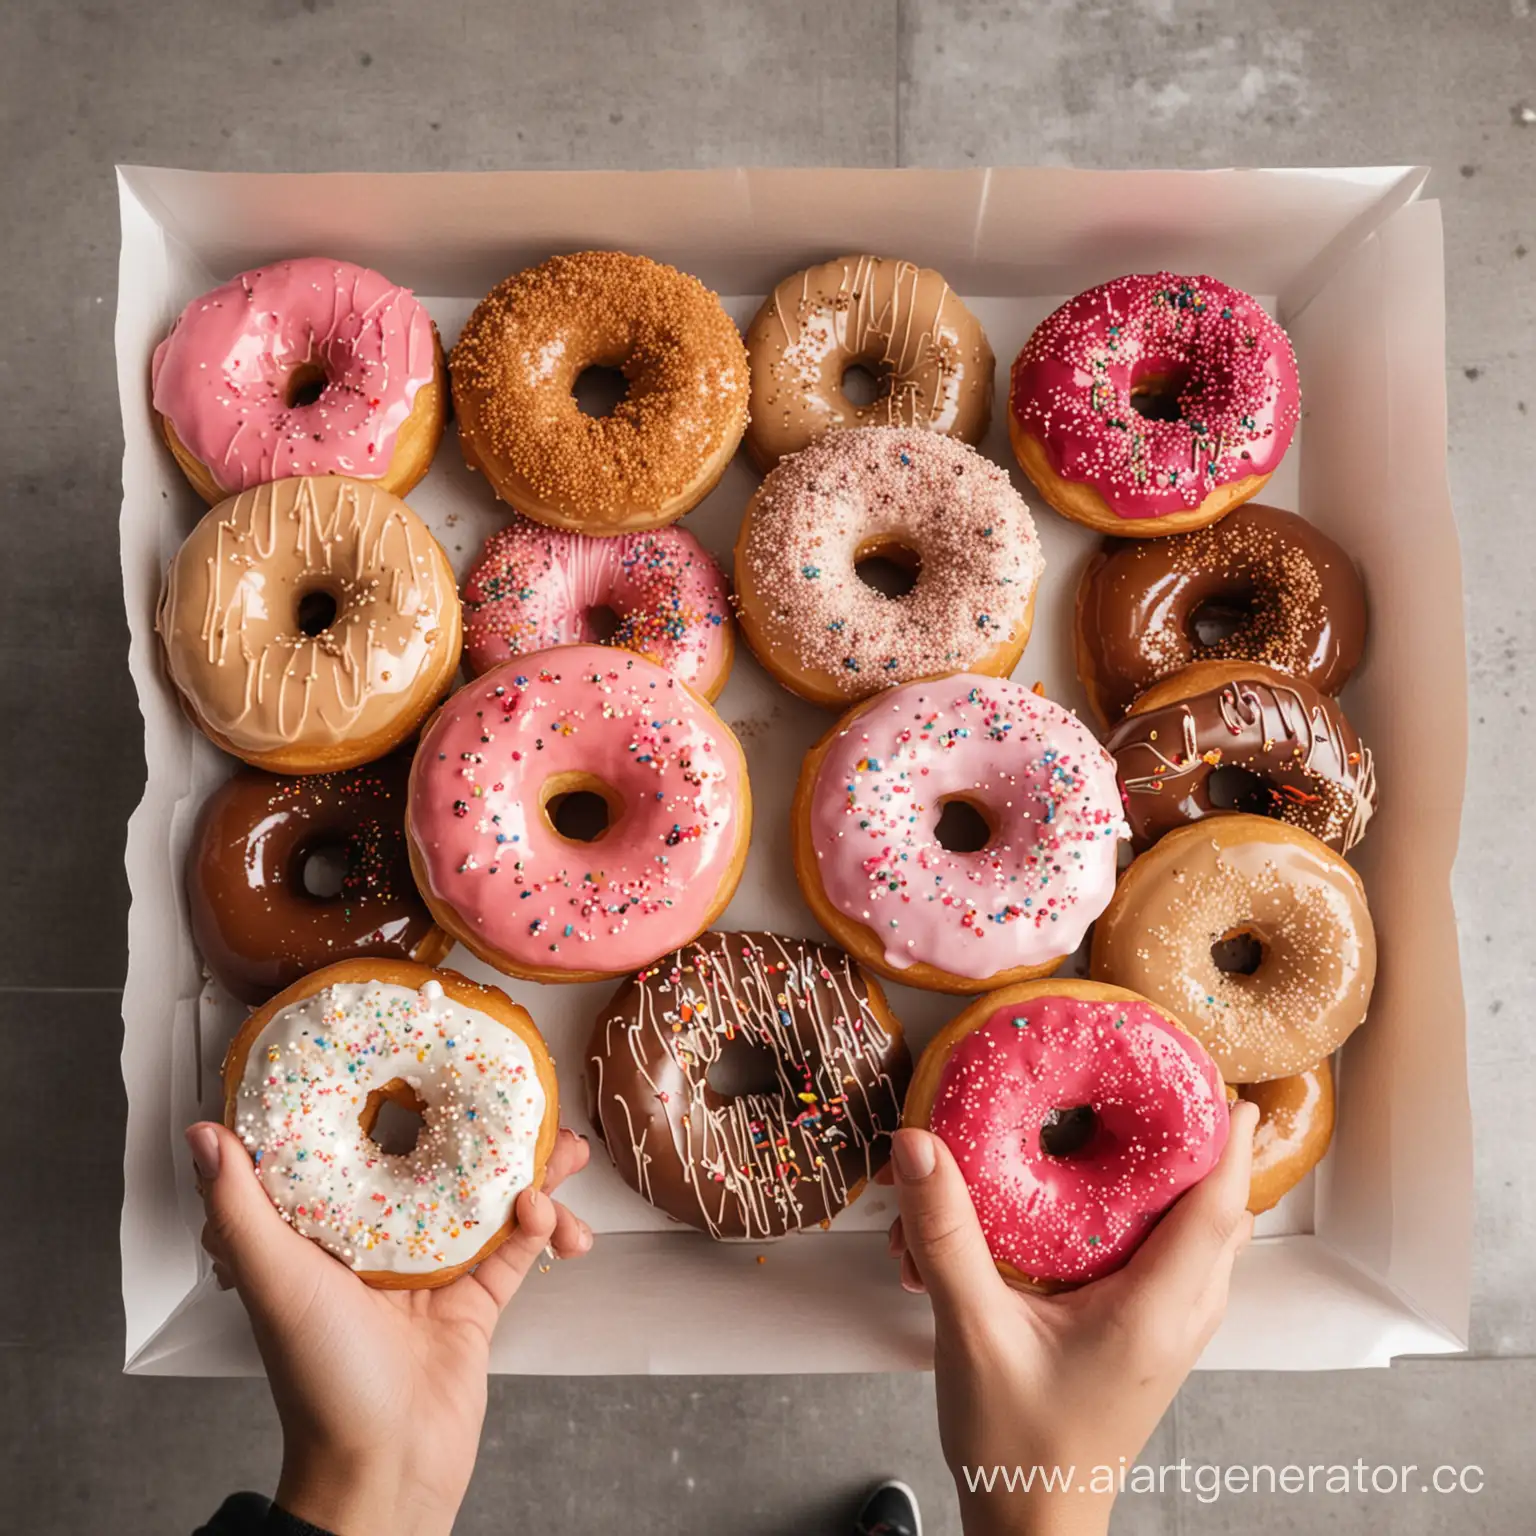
[1090,816,1375,1083]
[1237,1058,1335,1214]
[744,255,994,472]
[450,251,749,533]
[156,477,462,773]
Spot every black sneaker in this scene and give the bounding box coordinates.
[853,1478,922,1536]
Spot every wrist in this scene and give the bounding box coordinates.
[277,1446,460,1536]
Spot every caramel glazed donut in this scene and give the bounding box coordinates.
[744,255,994,472]
[156,476,462,773]
[450,251,749,533]
[1239,1058,1335,1215]
[587,931,911,1239]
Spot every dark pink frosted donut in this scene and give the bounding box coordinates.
[927,992,1229,1285]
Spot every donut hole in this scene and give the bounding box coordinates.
[296,588,340,637]
[1188,587,1257,647]
[1211,926,1266,977]
[854,538,921,600]
[540,772,621,844]
[1206,764,1279,818]
[933,796,992,854]
[1129,365,1192,423]
[840,361,890,408]
[586,603,623,642]
[284,360,329,410]
[299,841,350,899]
[1040,1104,1100,1159]
[705,1034,784,1101]
[359,1079,427,1157]
[573,365,629,419]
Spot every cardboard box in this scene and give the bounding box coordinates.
[116,165,1470,1374]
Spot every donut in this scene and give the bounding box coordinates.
[904,979,1230,1290]
[406,646,751,984]
[734,427,1043,707]
[1238,1059,1335,1215]
[449,251,749,533]
[187,756,451,1005]
[1106,661,1377,855]
[151,258,445,504]
[587,931,911,1239]
[1091,816,1376,1083]
[222,958,558,1289]
[156,477,462,773]
[744,255,994,472]
[462,515,733,700]
[1009,273,1300,537]
[793,673,1127,994]
[1076,503,1367,724]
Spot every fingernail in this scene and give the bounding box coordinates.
[891,1129,936,1182]
[577,1221,593,1251]
[186,1125,221,1183]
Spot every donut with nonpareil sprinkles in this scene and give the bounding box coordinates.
[588,931,911,1239]
[1076,504,1368,724]
[223,958,558,1289]
[905,979,1231,1290]
[450,251,749,533]
[793,674,1128,994]
[406,646,751,983]
[735,427,1044,707]
[1091,816,1376,1083]
[1009,273,1300,537]
[152,258,445,504]
[462,516,734,700]
[1237,1058,1335,1215]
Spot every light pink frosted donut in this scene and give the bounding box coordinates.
[462,517,733,700]
[151,258,441,499]
[407,646,750,982]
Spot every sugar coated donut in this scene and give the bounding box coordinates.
[734,427,1043,707]
[223,958,558,1289]
[188,756,450,1005]
[1009,274,1300,536]
[407,646,751,983]
[450,251,749,533]
[744,255,994,472]
[462,515,733,700]
[1076,503,1367,723]
[157,477,462,773]
[1091,816,1376,1083]
[905,979,1230,1290]
[152,258,444,504]
[1106,661,1377,855]
[793,673,1127,993]
[1238,1058,1335,1215]
[587,931,911,1239]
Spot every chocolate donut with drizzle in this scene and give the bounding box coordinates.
[1105,661,1376,854]
[587,931,911,1240]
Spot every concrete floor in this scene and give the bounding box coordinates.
[2,1,1533,1531]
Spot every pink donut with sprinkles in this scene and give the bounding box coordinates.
[151,257,445,504]
[1008,272,1300,537]
[462,516,734,701]
[908,980,1230,1289]
[793,673,1128,994]
[406,645,751,983]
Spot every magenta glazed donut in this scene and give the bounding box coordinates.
[462,517,734,700]
[907,980,1231,1289]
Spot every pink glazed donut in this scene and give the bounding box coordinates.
[907,980,1231,1290]
[406,645,751,984]
[151,258,446,503]
[1008,273,1300,537]
[462,517,734,700]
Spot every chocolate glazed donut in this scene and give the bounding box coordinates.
[188,756,450,1004]
[1076,504,1367,724]
[1106,661,1377,854]
[587,931,911,1239]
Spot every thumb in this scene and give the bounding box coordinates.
[890,1128,1006,1320]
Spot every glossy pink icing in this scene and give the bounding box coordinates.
[809,675,1127,979]
[929,995,1230,1284]
[151,258,436,495]
[408,646,747,975]
[1010,273,1300,521]
[462,517,731,692]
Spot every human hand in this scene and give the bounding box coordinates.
[885,1099,1259,1536]
[185,1119,592,1536]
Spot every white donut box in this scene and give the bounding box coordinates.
[115,164,1468,1375]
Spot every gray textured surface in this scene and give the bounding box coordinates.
[1,0,1532,1532]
